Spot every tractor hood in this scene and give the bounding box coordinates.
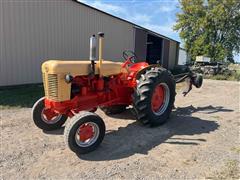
[42,60,127,76]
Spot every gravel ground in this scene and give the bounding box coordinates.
[1,79,240,179]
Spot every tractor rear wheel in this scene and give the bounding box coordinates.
[64,111,105,154]
[100,105,127,115]
[133,67,176,126]
[31,97,67,131]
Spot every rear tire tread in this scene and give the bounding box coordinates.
[133,67,176,126]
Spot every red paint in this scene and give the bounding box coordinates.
[151,84,165,112]
[121,56,134,68]
[96,78,104,91]
[79,124,94,141]
[128,62,149,72]
[42,108,59,121]
[44,60,150,117]
[81,87,87,96]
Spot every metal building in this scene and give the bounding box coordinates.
[0,0,179,86]
[178,48,189,65]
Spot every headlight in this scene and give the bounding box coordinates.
[65,74,73,83]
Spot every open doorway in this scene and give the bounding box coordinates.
[146,34,163,65]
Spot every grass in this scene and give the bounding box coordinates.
[208,73,240,81]
[0,84,44,109]
[205,64,240,81]
[230,147,240,154]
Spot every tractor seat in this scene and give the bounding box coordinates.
[42,60,126,76]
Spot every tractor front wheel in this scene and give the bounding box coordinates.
[133,67,176,126]
[64,111,105,154]
[31,97,67,131]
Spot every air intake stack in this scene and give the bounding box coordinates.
[98,32,104,77]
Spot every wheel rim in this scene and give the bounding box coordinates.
[41,108,62,124]
[75,122,100,147]
[151,83,170,115]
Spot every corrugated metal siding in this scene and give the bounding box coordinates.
[0,1,4,85]
[178,48,187,65]
[162,39,170,69]
[0,0,134,86]
[175,43,180,66]
[168,41,177,70]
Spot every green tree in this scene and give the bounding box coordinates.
[174,0,240,62]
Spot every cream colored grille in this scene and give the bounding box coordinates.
[42,73,59,101]
[42,73,48,97]
[47,74,58,100]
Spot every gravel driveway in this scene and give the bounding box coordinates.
[1,79,239,179]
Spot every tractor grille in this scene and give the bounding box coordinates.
[42,73,59,101]
[42,73,48,96]
[48,74,58,100]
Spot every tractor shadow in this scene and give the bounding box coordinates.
[43,127,65,135]
[78,105,232,161]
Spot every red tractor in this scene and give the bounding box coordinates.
[32,32,202,154]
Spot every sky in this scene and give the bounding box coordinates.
[78,0,240,62]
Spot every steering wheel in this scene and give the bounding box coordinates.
[122,50,137,68]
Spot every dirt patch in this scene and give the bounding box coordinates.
[1,79,240,179]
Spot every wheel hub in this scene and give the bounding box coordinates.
[41,108,62,123]
[79,124,94,142]
[150,83,170,116]
[151,84,165,112]
[75,122,100,147]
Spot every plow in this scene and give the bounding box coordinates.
[32,32,202,154]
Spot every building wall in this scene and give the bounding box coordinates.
[168,41,178,70]
[178,48,188,65]
[0,0,134,86]
[162,39,170,69]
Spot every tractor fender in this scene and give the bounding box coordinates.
[135,64,161,80]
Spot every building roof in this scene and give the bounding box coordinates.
[72,0,180,43]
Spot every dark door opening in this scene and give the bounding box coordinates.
[146,34,163,65]
[134,28,147,61]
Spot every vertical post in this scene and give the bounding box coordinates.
[98,32,104,77]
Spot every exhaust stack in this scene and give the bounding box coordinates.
[89,34,97,74]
